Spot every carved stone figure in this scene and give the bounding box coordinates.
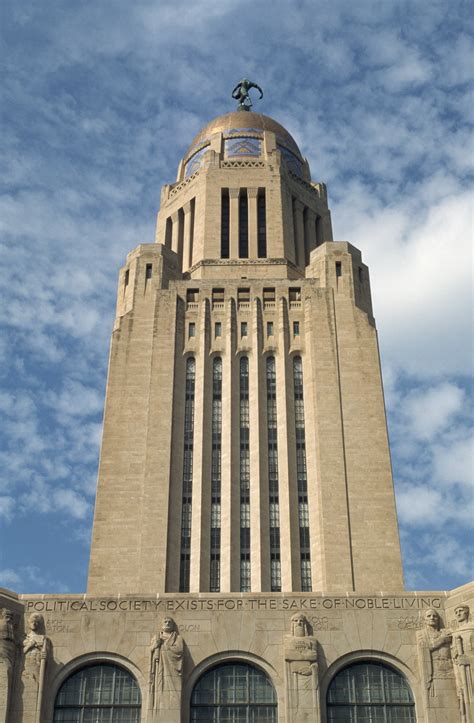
[231,78,263,111]
[284,613,319,722]
[0,608,16,723]
[417,608,458,720]
[452,604,474,722]
[22,613,50,723]
[149,616,183,721]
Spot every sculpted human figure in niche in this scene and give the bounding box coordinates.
[149,616,183,721]
[417,607,457,716]
[0,608,16,723]
[22,612,51,721]
[452,604,474,722]
[284,613,319,721]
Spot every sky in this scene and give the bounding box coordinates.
[1,0,472,595]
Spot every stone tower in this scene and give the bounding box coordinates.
[3,103,471,723]
[87,109,404,596]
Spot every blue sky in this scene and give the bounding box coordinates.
[1,0,472,594]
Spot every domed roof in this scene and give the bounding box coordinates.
[185,111,302,160]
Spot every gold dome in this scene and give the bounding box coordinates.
[185,111,302,159]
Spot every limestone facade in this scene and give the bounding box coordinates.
[1,586,473,722]
[3,109,472,722]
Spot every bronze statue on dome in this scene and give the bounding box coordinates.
[232,79,263,111]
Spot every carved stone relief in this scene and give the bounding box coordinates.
[22,613,51,723]
[284,613,319,722]
[417,607,458,720]
[452,605,474,723]
[149,616,183,722]
[0,607,16,723]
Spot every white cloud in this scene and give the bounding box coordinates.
[397,484,444,526]
[403,383,465,441]
[0,569,21,588]
[0,566,70,593]
[0,496,15,521]
[53,488,90,520]
[433,435,474,488]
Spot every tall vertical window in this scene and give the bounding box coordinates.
[189,197,196,268]
[239,189,249,258]
[257,189,267,258]
[221,190,230,259]
[266,356,281,592]
[239,357,251,591]
[210,357,222,592]
[293,356,312,591]
[179,357,196,592]
[165,217,172,249]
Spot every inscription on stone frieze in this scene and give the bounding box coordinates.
[387,615,423,631]
[46,618,70,634]
[24,596,443,614]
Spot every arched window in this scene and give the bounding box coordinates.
[191,662,277,722]
[327,661,415,722]
[54,663,141,722]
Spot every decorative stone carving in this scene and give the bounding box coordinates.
[149,616,183,722]
[0,608,16,723]
[452,605,474,722]
[22,613,51,723]
[417,608,458,719]
[284,613,319,722]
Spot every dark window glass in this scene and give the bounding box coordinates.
[240,356,251,591]
[293,356,312,591]
[145,263,152,280]
[124,269,129,287]
[241,322,248,338]
[191,663,277,722]
[215,322,222,338]
[188,322,196,338]
[266,357,281,592]
[327,663,415,723]
[293,321,300,336]
[267,322,274,337]
[165,216,173,249]
[212,288,225,305]
[210,357,222,592]
[187,289,199,304]
[180,357,196,591]
[221,190,230,259]
[336,261,342,277]
[257,190,267,258]
[238,287,250,305]
[263,288,275,303]
[54,665,141,722]
[239,190,249,258]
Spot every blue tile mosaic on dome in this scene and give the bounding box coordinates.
[225,128,263,135]
[278,144,303,177]
[185,145,210,178]
[224,137,262,158]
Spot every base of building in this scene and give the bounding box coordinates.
[1,584,472,722]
